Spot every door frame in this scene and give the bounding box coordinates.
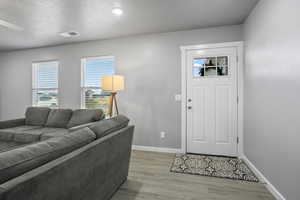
[180,41,244,156]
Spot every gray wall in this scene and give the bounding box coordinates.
[0,25,242,149]
[244,1,300,199]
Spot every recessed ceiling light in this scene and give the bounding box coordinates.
[59,31,80,37]
[112,2,123,16]
[112,7,123,16]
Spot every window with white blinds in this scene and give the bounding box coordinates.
[32,61,59,108]
[81,56,114,113]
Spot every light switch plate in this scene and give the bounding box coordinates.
[160,131,166,139]
[175,94,181,101]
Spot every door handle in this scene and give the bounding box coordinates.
[188,99,192,102]
[188,106,192,110]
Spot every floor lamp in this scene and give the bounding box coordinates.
[101,75,124,117]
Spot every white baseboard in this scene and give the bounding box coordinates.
[132,145,182,154]
[241,155,286,200]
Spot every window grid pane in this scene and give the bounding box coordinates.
[217,56,228,76]
[84,88,110,115]
[82,56,114,115]
[84,57,114,88]
[32,61,59,107]
[193,56,229,78]
[33,61,58,89]
[33,89,58,108]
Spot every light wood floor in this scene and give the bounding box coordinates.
[112,150,275,200]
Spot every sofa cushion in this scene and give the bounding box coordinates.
[0,118,25,129]
[89,115,129,139]
[13,127,68,143]
[67,109,104,128]
[0,141,28,153]
[68,122,97,132]
[0,127,96,184]
[40,129,69,141]
[0,126,41,142]
[25,107,50,126]
[45,109,73,128]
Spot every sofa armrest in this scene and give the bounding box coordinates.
[68,122,98,132]
[0,126,134,200]
[0,118,25,129]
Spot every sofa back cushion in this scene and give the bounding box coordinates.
[25,107,50,126]
[89,115,129,139]
[45,109,73,128]
[0,127,96,184]
[67,109,104,128]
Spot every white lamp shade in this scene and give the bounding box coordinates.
[101,75,124,91]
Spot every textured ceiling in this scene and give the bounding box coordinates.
[0,0,258,51]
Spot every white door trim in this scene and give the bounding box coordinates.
[181,41,244,156]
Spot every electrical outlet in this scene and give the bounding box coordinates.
[160,131,166,139]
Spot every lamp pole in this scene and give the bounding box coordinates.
[108,92,119,117]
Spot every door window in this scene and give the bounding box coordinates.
[193,56,228,78]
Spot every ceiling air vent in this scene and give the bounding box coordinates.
[59,31,80,37]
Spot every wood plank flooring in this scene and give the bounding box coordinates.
[111,150,275,200]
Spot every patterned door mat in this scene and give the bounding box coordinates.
[170,154,259,182]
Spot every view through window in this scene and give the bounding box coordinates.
[81,56,115,114]
[32,61,59,108]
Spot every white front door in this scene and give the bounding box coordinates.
[186,47,238,156]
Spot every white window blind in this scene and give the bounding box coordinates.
[32,61,59,108]
[81,56,114,113]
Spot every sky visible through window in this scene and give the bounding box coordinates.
[193,58,205,67]
[36,62,58,88]
[85,57,115,88]
[33,61,59,107]
[83,56,115,113]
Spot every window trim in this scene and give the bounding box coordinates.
[32,60,60,107]
[80,56,115,109]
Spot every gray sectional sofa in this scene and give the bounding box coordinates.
[0,107,134,200]
[0,107,105,145]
